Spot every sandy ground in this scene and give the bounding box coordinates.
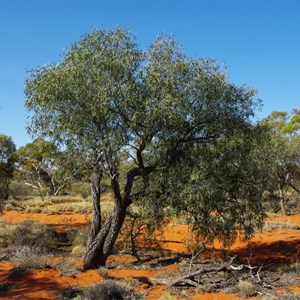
[0,210,299,299]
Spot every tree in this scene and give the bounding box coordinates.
[25,28,267,269]
[16,138,77,199]
[0,134,16,204]
[262,110,300,215]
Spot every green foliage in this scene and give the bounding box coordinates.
[16,138,58,198]
[70,182,91,199]
[25,27,267,261]
[0,134,16,204]
[136,125,273,246]
[262,109,300,214]
[9,181,32,200]
[16,138,81,198]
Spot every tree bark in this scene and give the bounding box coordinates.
[86,164,103,247]
[83,167,128,269]
[83,194,128,269]
[278,184,287,216]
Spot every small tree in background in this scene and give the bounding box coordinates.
[25,28,270,268]
[262,110,300,215]
[0,134,16,205]
[16,138,80,199]
[16,138,58,199]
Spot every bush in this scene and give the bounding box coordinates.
[287,192,300,214]
[238,279,256,298]
[82,280,140,300]
[10,246,46,277]
[60,286,83,299]
[9,181,32,200]
[69,224,90,256]
[10,221,59,251]
[51,258,80,277]
[70,182,91,199]
[0,222,15,246]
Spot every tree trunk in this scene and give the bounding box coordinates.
[83,200,128,269]
[53,184,66,196]
[83,168,129,269]
[278,185,287,216]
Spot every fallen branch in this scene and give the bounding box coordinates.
[170,256,238,287]
[170,255,267,288]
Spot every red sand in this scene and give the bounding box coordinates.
[1,210,299,299]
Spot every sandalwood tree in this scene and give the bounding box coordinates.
[25,28,269,269]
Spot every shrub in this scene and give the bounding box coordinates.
[82,280,140,300]
[60,286,83,299]
[277,260,300,275]
[69,224,90,255]
[9,181,32,200]
[51,258,80,277]
[238,279,256,298]
[70,182,91,199]
[97,266,109,279]
[10,221,59,251]
[10,246,46,277]
[0,221,15,246]
[25,207,43,213]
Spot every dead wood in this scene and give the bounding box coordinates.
[170,264,228,287]
[169,255,268,289]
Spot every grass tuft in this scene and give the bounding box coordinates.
[82,280,141,300]
[238,279,256,298]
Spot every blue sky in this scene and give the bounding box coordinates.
[0,0,299,148]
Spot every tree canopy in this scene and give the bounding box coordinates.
[25,28,269,268]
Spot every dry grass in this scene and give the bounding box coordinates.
[277,260,300,275]
[264,222,300,230]
[258,296,277,300]
[51,257,81,277]
[82,280,141,300]
[0,221,16,246]
[10,246,46,277]
[4,193,114,216]
[10,220,59,250]
[97,266,109,279]
[238,279,256,298]
[157,294,177,300]
[41,203,92,214]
